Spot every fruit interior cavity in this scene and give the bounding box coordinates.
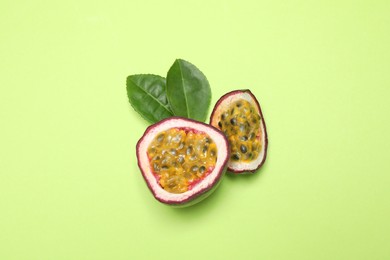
[216,99,262,162]
[147,128,218,194]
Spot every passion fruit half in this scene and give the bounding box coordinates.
[210,90,268,173]
[136,117,230,207]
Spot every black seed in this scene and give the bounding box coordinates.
[210,150,216,157]
[199,166,206,173]
[240,136,248,141]
[205,138,211,143]
[240,145,247,154]
[178,156,184,164]
[252,118,258,124]
[177,142,184,150]
[191,166,199,172]
[172,134,181,143]
[221,113,227,120]
[186,146,193,155]
[157,134,164,142]
[231,108,235,115]
[202,145,209,153]
[153,155,161,161]
[236,102,242,107]
[230,118,237,125]
[249,132,255,140]
[153,163,160,172]
[239,124,246,132]
[161,165,169,170]
[231,153,240,161]
[246,152,253,160]
[170,149,177,155]
[218,121,222,128]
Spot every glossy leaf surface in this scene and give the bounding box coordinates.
[166,59,211,122]
[126,74,173,123]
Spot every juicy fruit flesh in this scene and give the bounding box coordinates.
[147,128,218,194]
[216,99,262,162]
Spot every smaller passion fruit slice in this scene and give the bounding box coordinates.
[136,117,229,207]
[210,90,268,173]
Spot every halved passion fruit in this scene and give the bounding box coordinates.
[210,90,268,173]
[136,117,229,207]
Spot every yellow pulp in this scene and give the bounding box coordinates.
[215,99,262,162]
[147,128,218,194]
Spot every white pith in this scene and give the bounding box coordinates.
[211,92,266,172]
[137,118,228,203]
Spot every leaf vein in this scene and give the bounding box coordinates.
[130,78,172,114]
[177,61,190,117]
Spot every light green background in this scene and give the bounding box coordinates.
[1,1,389,259]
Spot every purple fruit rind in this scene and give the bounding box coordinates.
[136,116,230,206]
[209,89,268,174]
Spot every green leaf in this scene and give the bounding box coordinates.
[126,74,174,124]
[166,59,211,122]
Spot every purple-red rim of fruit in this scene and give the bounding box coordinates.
[210,89,268,174]
[136,117,230,207]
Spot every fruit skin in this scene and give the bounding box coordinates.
[136,117,230,207]
[210,89,268,174]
